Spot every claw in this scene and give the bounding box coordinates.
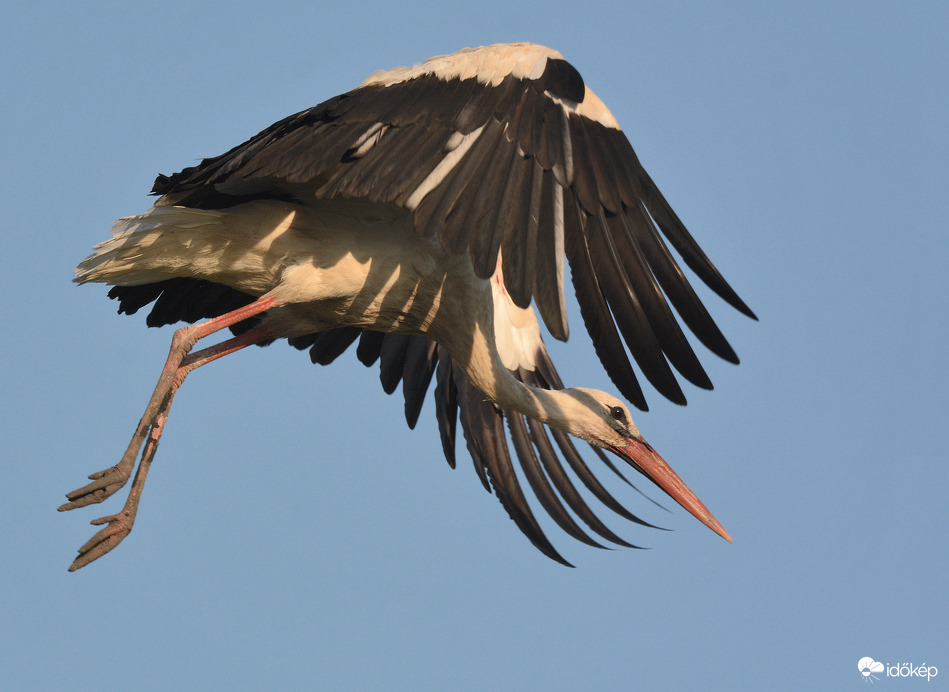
[58,462,132,511]
[68,511,134,572]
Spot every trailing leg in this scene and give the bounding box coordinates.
[61,298,278,570]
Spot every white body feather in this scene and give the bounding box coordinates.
[77,201,544,375]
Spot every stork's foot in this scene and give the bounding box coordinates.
[68,511,135,572]
[58,461,133,511]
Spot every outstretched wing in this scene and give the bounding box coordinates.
[149,43,755,409]
[291,327,669,567]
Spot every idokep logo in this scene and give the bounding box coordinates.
[858,657,939,683]
[858,658,884,683]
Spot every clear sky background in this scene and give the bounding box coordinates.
[3,2,947,690]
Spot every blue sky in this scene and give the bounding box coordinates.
[3,2,947,690]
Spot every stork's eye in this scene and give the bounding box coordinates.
[609,406,626,423]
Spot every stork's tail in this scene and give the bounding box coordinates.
[75,206,225,286]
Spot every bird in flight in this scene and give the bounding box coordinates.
[63,42,755,570]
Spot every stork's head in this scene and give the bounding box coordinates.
[556,387,732,543]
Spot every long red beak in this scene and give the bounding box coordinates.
[610,437,732,542]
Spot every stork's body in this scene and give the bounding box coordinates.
[63,43,754,570]
[78,199,532,410]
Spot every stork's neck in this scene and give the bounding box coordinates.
[446,316,568,432]
[420,255,573,433]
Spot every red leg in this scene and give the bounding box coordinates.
[62,297,278,570]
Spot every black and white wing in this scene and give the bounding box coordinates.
[290,326,666,567]
[150,42,756,410]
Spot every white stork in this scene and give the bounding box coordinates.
[63,42,755,570]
